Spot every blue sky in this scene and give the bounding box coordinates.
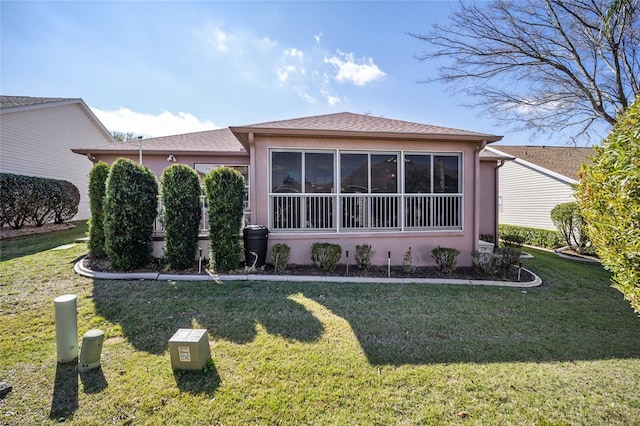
[3,1,561,144]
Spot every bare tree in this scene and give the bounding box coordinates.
[411,0,639,143]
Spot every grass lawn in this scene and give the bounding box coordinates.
[1,229,639,425]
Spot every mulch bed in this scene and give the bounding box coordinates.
[83,256,534,283]
[0,223,75,240]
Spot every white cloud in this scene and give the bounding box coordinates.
[208,27,231,52]
[314,33,322,44]
[91,107,218,138]
[324,50,386,86]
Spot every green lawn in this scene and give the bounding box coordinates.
[1,230,639,425]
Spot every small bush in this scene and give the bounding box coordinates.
[87,162,110,257]
[501,234,525,249]
[479,234,495,244]
[50,180,80,224]
[311,242,342,272]
[551,202,590,254]
[431,246,460,275]
[495,247,521,274]
[204,167,246,273]
[271,243,291,273]
[161,164,202,271]
[402,247,415,274]
[354,243,375,271]
[104,158,158,270]
[471,250,500,276]
[498,224,564,249]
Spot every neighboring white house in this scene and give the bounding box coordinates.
[486,145,595,230]
[0,96,115,220]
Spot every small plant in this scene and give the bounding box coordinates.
[479,234,495,244]
[501,234,525,249]
[495,247,521,275]
[471,250,500,276]
[311,242,342,272]
[431,246,460,275]
[354,243,375,272]
[271,243,291,273]
[203,358,215,374]
[402,247,415,274]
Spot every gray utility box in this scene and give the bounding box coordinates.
[168,329,211,370]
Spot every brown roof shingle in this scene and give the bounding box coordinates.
[491,145,595,180]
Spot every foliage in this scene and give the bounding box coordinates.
[0,173,80,229]
[271,243,291,273]
[103,158,158,270]
[410,0,640,142]
[498,224,564,249]
[431,246,460,275]
[471,250,500,276]
[479,234,495,244]
[161,164,202,270]
[311,242,342,272]
[495,247,522,276]
[551,202,590,253]
[354,243,375,272]
[500,234,525,249]
[402,246,415,274]
[87,162,110,257]
[203,167,245,273]
[577,98,640,314]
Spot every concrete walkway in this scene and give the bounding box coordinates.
[74,258,542,288]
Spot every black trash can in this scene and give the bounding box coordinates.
[243,225,269,268]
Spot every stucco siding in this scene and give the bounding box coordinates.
[1,103,112,220]
[499,160,575,230]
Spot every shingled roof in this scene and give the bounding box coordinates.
[231,112,502,147]
[0,96,79,110]
[490,145,595,181]
[72,128,246,155]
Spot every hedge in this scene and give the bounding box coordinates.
[87,162,110,257]
[498,224,564,249]
[203,167,245,273]
[160,164,202,270]
[0,173,80,229]
[103,158,158,270]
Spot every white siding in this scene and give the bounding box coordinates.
[0,103,112,220]
[499,160,575,230]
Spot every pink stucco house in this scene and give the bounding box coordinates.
[73,112,508,267]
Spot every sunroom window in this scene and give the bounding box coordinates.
[269,149,462,231]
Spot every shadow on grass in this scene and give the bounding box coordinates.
[92,280,324,354]
[50,363,109,421]
[0,221,88,262]
[173,364,222,395]
[91,250,640,365]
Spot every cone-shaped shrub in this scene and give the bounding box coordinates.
[161,164,202,270]
[204,167,245,272]
[88,162,110,257]
[104,158,158,270]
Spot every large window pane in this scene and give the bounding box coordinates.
[340,153,368,193]
[305,153,334,193]
[371,154,398,193]
[433,155,460,193]
[272,151,302,193]
[404,154,431,193]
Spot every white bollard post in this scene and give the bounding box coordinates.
[54,294,78,363]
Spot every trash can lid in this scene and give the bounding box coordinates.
[243,224,269,234]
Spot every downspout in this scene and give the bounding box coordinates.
[248,132,256,224]
[473,140,488,252]
[494,159,506,244]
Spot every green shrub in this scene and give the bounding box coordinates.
[501,234,525,249]
[431,246,460,275]
[161,164,202,270]
[87,162,110,257]
[479,234,495,243]
[498,224,564,249]
[204,167,246,273]
[551,202,590,253]
[354,243,375,272]
[471,250,500,276]
[577,98,640,314]
[311,242,342,272]
[104,158,158,270]
[271,243,291,273]
[0,173,80,229]
[495,247,521,275]
[402,247,415,274]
